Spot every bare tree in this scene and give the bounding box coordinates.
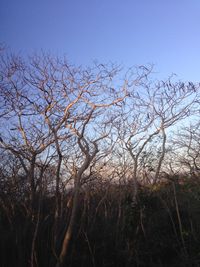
[113,70,199,204]
[172,122,200,177]
[0,51,129,266]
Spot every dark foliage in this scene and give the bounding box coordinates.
[1,176,200,267]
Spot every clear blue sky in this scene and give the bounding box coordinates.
[1,0,200,81]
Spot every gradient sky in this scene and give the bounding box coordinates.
[1,0,200,81]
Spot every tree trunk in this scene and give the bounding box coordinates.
[154,126,166,183]
[132,158,139,207]
[56,179,80,267]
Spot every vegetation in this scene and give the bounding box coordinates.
[0,50,200,266]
